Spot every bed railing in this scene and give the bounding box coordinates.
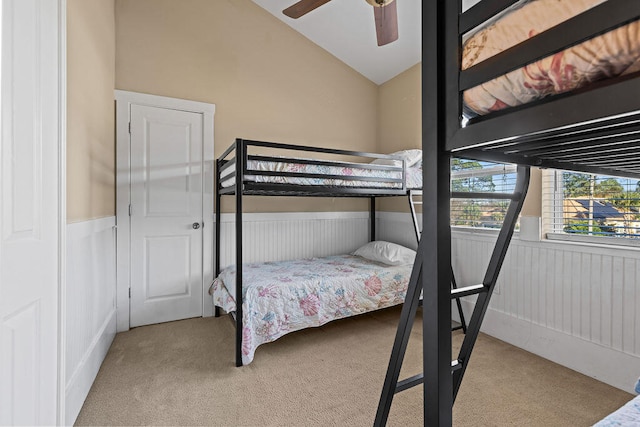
[216,138,408,197]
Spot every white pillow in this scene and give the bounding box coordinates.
[352,241,416,266]
[371,149,422,168]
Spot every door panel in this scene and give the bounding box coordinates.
[0,0,61,424]
[129,105,203,327]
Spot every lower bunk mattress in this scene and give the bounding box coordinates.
[594,378,640,426]
[212,255,413,365]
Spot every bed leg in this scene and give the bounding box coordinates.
[214,306,220,317]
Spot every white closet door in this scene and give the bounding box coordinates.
[129,104,204,327]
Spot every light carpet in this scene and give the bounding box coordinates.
[75,306,632,426]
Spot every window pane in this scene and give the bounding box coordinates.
[450,159,517,229]
[556,171,640,239]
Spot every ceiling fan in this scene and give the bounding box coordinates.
[283,0,399,46]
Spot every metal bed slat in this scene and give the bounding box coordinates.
[481,118,640,151]
[463,148,640,180]
[499,131,640,156]
[551,147,640,162]
[513,137,640,158]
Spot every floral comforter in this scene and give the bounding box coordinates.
[463,0,640,116]
[595,395,640,426]
[221,159,422,189]
[594,378,640,426]
[212,255,413,365]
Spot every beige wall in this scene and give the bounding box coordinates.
[377,64,421,212]
[376,63,422,154]
[66,1,542,219]
[67,0,116,222]
[114,0,378,213]
[375,63,543,216]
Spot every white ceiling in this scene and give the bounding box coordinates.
[252,0,422,85]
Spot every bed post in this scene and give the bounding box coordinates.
[235,138,244,367]
[422,0,454,423]
[370,196,376,241]
[214,158,222,318]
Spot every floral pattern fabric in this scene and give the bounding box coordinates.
[212,255,413,365]
[221,158,422,190]
[594,394,640,426]
[463,0,640,116]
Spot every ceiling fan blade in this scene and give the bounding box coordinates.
[373,0,399,46]
[283,0,333,19]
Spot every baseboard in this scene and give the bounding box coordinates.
[460,299,640,393]
[65,309,116,424]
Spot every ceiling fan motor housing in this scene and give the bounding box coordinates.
[365,0,395,7]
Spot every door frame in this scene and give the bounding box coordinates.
[115,90,215,332]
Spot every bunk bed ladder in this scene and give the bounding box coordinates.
[375,165,530,426]
[408,190,466,333]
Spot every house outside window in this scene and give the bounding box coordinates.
[450,159,518,230]
[543,170,640,245]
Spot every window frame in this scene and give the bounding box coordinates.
[542,169,640,248]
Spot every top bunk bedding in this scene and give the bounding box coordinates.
[217,139,423,197]
[445,0,640,179]
[219,156,423,190]
[462,0,640,117]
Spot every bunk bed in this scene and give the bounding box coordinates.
[213,139,426,366]
[376,0,640,425]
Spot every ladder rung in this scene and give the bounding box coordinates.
[396,360,463,394]
[395,373,423,393]
[412,201,423,205]
[451,284,486,299]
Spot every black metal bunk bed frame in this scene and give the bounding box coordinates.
[215,138,422,366]
[376,0,640,425]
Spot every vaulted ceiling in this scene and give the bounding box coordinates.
[252,0,422,85]
[253,0,480,85]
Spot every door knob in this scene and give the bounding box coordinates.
[192,222,201,229]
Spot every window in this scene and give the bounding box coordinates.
[450,159,518,230]
[545,170,640,242]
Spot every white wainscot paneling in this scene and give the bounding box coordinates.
[378,212,640,393]
[65,217,117,425]
[216,212,373,270]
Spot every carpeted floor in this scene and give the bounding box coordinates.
[75,306,632,426]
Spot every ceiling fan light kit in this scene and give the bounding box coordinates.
[283,0,399,46]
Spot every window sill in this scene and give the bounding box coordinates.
[451,226,511,237]
[546,232,640,250]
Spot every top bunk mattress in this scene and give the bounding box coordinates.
[462,0,640,116]
[220,156,423,190]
